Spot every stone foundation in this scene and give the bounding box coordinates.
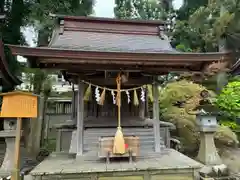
[29,149,202,180]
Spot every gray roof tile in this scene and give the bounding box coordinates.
[50,31,176,53]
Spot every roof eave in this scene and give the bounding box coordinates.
[7,45,233,73]
[0,41,22,86]
[7,45,232,60]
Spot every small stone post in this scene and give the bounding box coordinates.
[0,118,23,175]
[196,111,222,165]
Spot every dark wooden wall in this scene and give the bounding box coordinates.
[83,127,166,153]
[73,87,148,127]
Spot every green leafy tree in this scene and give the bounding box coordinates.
[177,0,208,20]
[160,80,239,154]
[27,0,94,92]
[30,0,94,46]
[172,0,240,54]
[216,79,240,118]
[0,0,31,82]
[28,0,94,148]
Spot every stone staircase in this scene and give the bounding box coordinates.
[70,127,167,153]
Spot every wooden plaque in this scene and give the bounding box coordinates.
[0,91,38,118]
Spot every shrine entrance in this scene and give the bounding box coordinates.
[7,15,232,180]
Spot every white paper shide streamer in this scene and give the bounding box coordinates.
[95,87,100,102]
[125,90,130,104]
[111,90,116,104]
[140,87,145,102]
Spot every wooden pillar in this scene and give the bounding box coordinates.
[153,82,161,152]
[71,88,75,121]
[71,90,77,124]
[76,78,84,156]
[139,100,145,119]
[145,88,149,118]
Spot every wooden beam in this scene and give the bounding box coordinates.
[12,117,22,180]
[76,78,84,156]
[45,61,195,67]
[145,88,149,118]
[153,81,161,152]
[39,58,199,67]
[139,100,145,119]
[71,89,77,124]
[87,79,151,86]
[72,76,153,86]
[41,63,200,73]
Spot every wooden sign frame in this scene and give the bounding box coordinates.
[0,91,39,180]
[0,91,38,118]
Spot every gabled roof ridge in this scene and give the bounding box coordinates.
[49,13,166,26]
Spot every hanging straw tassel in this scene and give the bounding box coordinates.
[133,89,139,106]
[147,84,153,102]
[113,126,125,154]
[98,88,106,106]
[113,74,125,154]
[84,84,92,101]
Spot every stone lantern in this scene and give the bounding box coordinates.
[0,118,24,177]
[195,90,222,165]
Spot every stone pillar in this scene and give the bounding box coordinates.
[197,131,222,165]
[196,114,222,165]
[76,78,84,156]
[0,118,23,174]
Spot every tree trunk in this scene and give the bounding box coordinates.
[40,96,48,146]
[216,4,228,94]
[0,0,4,14]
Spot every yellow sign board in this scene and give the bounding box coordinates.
[0,91,38,118]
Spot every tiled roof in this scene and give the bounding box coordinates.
[50,31,176,53]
